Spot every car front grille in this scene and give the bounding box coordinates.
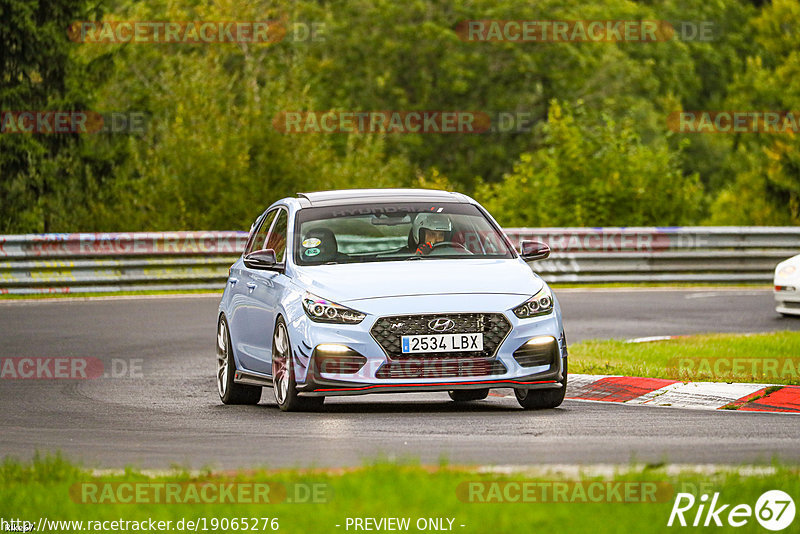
[375,358,507,379]
[370,313,511,359]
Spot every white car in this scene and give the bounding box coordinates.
[775,254,800,316]
[216,189,568,411]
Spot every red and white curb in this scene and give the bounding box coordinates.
[565,374,800,413]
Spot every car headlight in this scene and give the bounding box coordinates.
[777,265,797,278]
[513,286,554,319]
[302,292,366,324]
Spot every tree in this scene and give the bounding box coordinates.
[479,100,702,227]
[75,0,412,230]
[0,0,125,232]
[708,0,800,224]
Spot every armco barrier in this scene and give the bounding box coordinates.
[0,232,247,295]
[0,227,797,294]
[507,227,800,284]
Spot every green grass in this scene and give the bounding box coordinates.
[571,331,800,385]
[1,455,798,533]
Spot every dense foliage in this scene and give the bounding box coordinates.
[1,0,798,231]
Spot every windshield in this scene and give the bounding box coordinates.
[294,202,515,265]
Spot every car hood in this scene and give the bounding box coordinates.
[292,258,543,304]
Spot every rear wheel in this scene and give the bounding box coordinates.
[448,389,489,402]
[272,317,324,412]
[217,316,262,405]
[515,360,567,410]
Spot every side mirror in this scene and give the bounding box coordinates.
[520,240,550,261]
[243,249,279,270]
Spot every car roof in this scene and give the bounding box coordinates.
[296,188,470,207]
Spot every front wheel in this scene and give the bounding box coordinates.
[272,317,324,412]
[515,360,567,410]
[448,389,489,402]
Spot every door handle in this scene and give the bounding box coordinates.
[246,282,257,292]
[229,277,238,285]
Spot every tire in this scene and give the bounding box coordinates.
[448,389,489,402]
[217,316,262,405]
[515,359,567,410]
[272,317,324,412]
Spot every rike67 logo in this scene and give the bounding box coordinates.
[668,490,795,530]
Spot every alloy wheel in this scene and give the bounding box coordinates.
[216,320,229,398]
[272,322,290,405]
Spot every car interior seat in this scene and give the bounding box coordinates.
[302,228,339,263]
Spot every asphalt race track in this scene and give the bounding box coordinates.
[1,289,798,469]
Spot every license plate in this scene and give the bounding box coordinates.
[401,333,483,354]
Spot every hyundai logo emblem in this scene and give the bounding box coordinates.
[428,318,455,332]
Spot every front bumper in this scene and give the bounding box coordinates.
[298,371,563,397]
[289,309,567,397]
[775,285,800,316]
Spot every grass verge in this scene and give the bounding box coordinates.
[0,455,797,533]
[571,331,800,385]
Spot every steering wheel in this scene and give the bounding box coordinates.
[428,241,473,255]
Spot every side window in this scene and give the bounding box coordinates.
[265,209,288,262]
[246,210,277,255]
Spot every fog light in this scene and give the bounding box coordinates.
[513,336,558,368]
[315,344,354,354]
[313,345,367,374]
[524,335,556,346]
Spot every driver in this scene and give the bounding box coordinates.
[412,212,452,255]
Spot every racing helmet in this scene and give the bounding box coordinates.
[412,212,453,245]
